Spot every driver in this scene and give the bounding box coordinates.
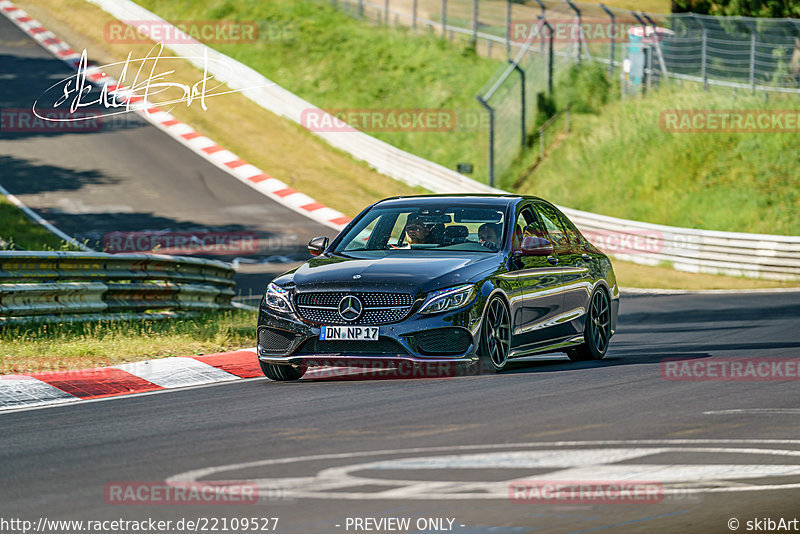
[405,217,430,244]
[478,223,502,251]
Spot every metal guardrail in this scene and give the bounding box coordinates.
[0,252,236,324]
[560,208,800,281]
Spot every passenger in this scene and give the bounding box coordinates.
[478,223,502,251]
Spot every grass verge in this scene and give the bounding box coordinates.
[613,259,800,290]
[511,79,800,235]
[0,195,76,250]
[0,309,257,374]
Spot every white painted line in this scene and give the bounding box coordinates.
[167,440,800,501]
[704,408,800,415]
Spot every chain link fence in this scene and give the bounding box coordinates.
[326,0,800,185]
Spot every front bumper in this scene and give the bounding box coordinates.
[257,300,481,367]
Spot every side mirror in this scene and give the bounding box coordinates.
[520,236,554,256]
[307,236,329,257]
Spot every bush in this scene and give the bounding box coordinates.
[557,63,611,113]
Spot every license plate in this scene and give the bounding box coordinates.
[320,325,379,341]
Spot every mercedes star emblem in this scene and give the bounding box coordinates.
[338,295,363,321]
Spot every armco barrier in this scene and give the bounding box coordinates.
[0,252,235,324]
[561,208,800,281]
[71,2,800,281]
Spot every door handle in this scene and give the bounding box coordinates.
[547,256,559,265]
[581,254,591,261]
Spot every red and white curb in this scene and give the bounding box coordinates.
[0,0,351,231]
[0,349,381,411]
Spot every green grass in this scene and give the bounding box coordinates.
[0,309,256,373]
[135,0,501,180]
[512,83,800,235]
[0,196,78,251]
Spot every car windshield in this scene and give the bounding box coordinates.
[332,204,506,253]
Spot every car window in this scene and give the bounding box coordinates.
[552,208,585,248]
[512,206,535,251]
[344,216,381,250]
[533,203,570,248]
[333,204,506,253]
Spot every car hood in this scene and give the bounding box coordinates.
[286,251,502,295]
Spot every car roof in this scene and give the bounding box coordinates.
[374,194,545,209]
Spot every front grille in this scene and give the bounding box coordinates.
[294,292,414,325]
[295,338,409,355]
[257,327,297,354]
[411,328,473,355]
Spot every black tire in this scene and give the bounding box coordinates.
[259,360,307,381]
[479,296,512,372]
[568,287,611,361]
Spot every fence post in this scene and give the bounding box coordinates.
[358,0,363,17]
[692,14,708,91]
[701,27,708,90]
[541,17,554,94]
[600,3,615,77]
[748,22,756,93]
[412,0,417,30]
[441,0,447,37]
[472,0,478,43]
[384,0,389,24]
[643,12,668,82]
[510,61,526,149]
[476,96,495,188]
[646,44,653,92]
[566,0,582,64]
[505,0,512,58]
[533,0,546,58]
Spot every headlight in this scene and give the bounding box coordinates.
[419,284,476,315]
[265,282,293,313]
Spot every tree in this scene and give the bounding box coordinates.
[672,0,800,17]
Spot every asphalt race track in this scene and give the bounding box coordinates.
[3,8,800,534]
[2,291,800,533]
[0,13,327,294]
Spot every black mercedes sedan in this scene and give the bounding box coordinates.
[257,195,618,380]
